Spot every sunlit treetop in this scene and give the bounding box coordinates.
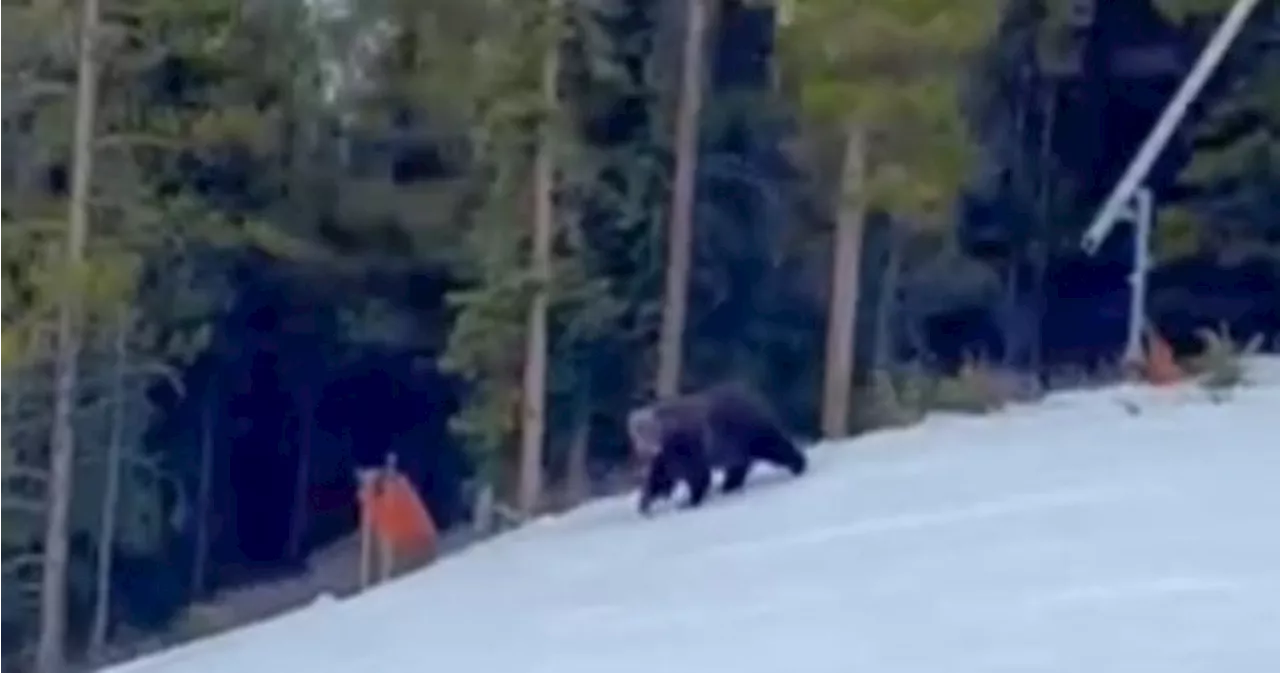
[769,0,1002,220]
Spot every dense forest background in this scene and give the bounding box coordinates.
[3,0,1278,670]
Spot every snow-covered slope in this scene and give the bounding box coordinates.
[111,361,1280,673]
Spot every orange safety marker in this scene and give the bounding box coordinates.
[370,471,438,557]
[1143,328,1184,386]
[355,455,439,588]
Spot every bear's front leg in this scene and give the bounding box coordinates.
[638,455,676,516]
[721,459,751,494]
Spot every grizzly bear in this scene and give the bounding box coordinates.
[628,383,807,515]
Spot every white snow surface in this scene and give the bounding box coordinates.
[111,361,1280,673]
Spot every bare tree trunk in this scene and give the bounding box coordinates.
[190,395,215,601]
[286,388,313,562]
[1029,84,1059,375]
[872,225,902,373]
[655,0,710,399]
[88,310,128,661]
[37,0,100,668]
[999,262,1015,368]
[820,124,867,438]
[518,14,559,517]
[566,400,591,504]
[471,482,495,536]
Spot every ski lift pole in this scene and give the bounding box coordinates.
[1081,0,1262,254]
[1122,188,1154,367]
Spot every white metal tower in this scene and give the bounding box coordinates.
[1079,0,1265,364]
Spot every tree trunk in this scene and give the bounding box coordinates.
[190,394,215,601]
[655,0,710,400]
[1001,261,1021,369]
[37,0,100,668]
[518,15,559,517]
[88,309,128,661]
[471,482,495,536]
[872,224,902,373]
[286,388,313,562]
[1029,84,1060,375]
[566,400,591,504]
[820,124,867,438]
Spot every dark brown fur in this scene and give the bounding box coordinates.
[629,383,807,515]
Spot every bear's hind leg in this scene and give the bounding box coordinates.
[721,459,751,493]
[682,459,712,509]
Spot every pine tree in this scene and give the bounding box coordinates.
[655,0,712,399]
[335,0,619,514]
[37,0,103,667]
[4,0,239,663]
[1153,0,1280,263]
[776,0,1000,436]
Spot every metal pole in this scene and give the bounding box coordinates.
[355,468,378,591]
[1081,0,1262,253]
[377,453,398,583]
[1123,188,1154,366]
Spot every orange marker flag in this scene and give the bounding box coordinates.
[1144,328,1184,387]
[367,473,439,558]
